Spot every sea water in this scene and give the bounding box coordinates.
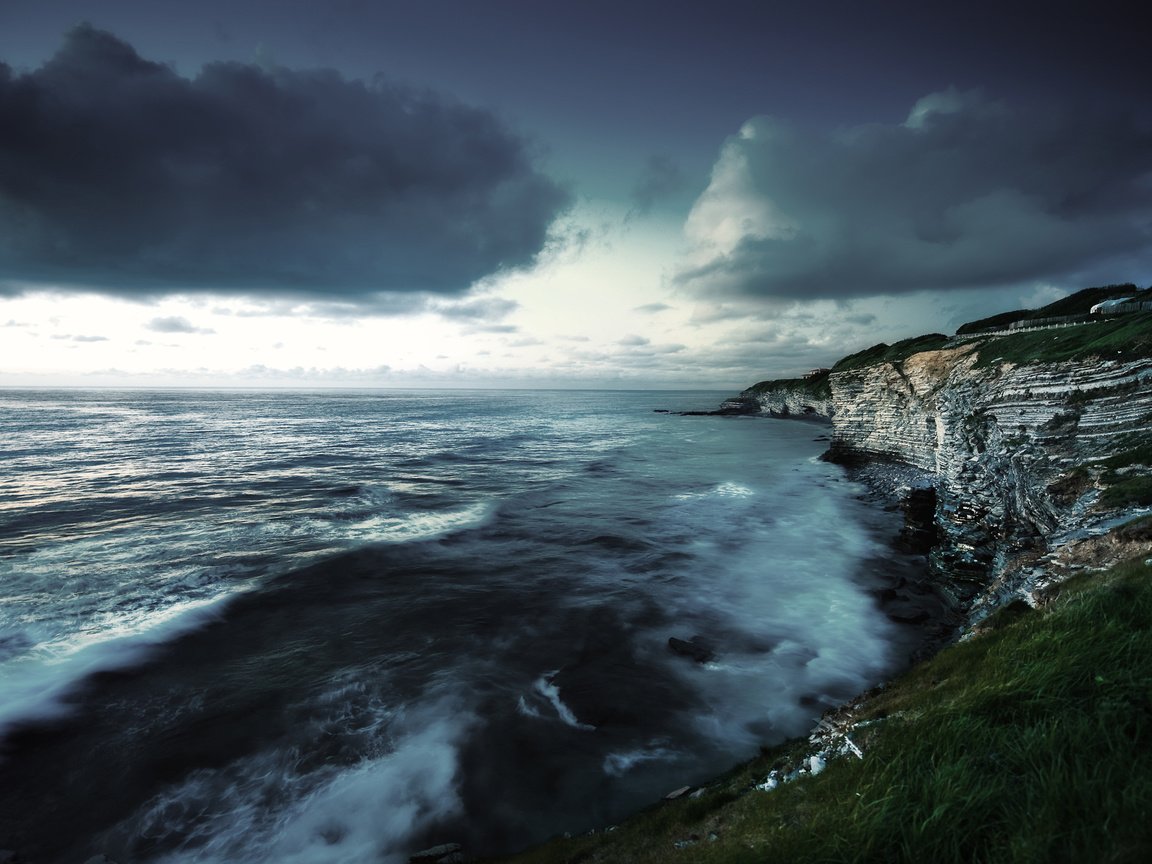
[0,389,915,862]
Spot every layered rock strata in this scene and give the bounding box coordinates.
[723,379,834,421]
[738,344,1152,621]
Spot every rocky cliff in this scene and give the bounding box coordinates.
[736,320,1152,623]
[723,376,835,421]
[832,343,1151,612]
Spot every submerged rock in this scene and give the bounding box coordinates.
[668,635,715,663]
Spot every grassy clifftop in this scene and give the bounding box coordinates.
[972,311,1152,366]
[742,285,1152,397]
[489,552,1152,864]
[745,371,832,401]
[955,283,1147,334]
[830,333,951,374]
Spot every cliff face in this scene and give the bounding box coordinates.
[725,379,835,421]
[823,344,1152,614]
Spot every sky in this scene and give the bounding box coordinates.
[1,0,1150,389]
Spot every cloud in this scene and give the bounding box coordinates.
[632,302,672,314]
[434,296,519,321]
[676,90,1152,300]
[50,333,108,342]
[465,323,518,334]
[617,334,650,347]
[506,336,544,348]
[627,155,683,219]
[0,25,569,303]
[147,315,214,334]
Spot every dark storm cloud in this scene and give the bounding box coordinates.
[676,90,1152,300]
[0,25,569,301]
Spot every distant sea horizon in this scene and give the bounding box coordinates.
[0,384,758,393]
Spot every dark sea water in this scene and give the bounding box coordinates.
[0,389,919,863]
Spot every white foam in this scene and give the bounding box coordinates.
[643,457,901,756]
[602,741,679,777]
[0,496,490,742]
[123,696,475,864]
[673,481,755,501]
[355,501,492,544]
[0,589,244,739]
[307,501,492,546]
[530,672,595,731]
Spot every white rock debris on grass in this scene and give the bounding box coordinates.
[755,710,867,792]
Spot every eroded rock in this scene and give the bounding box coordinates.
[822,346,1152,616]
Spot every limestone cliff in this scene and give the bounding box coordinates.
[734,319,1152,623]
[723,375,835,421]
[829,343,1151,611]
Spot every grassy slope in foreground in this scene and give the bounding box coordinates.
[489,554,1152,864]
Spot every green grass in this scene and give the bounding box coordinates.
[737,286,1152,381]
[1048,436,1152,510]
[489,559,1152,864]
[1117,515,1152,541]
[747,370,832,401]
[1100,477,1152,508]
[832,334,951,373]
[956,309,1036,334]
[1035,284,1146,317]
[956,284,1146,334]
[1092,441,1152,508]
[974,313,1152,367]
[1100,441,1152,472]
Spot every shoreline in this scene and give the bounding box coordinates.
[467,417,963,864]
[489,326,1152,860]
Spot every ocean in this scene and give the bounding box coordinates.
[0,389,921,863]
